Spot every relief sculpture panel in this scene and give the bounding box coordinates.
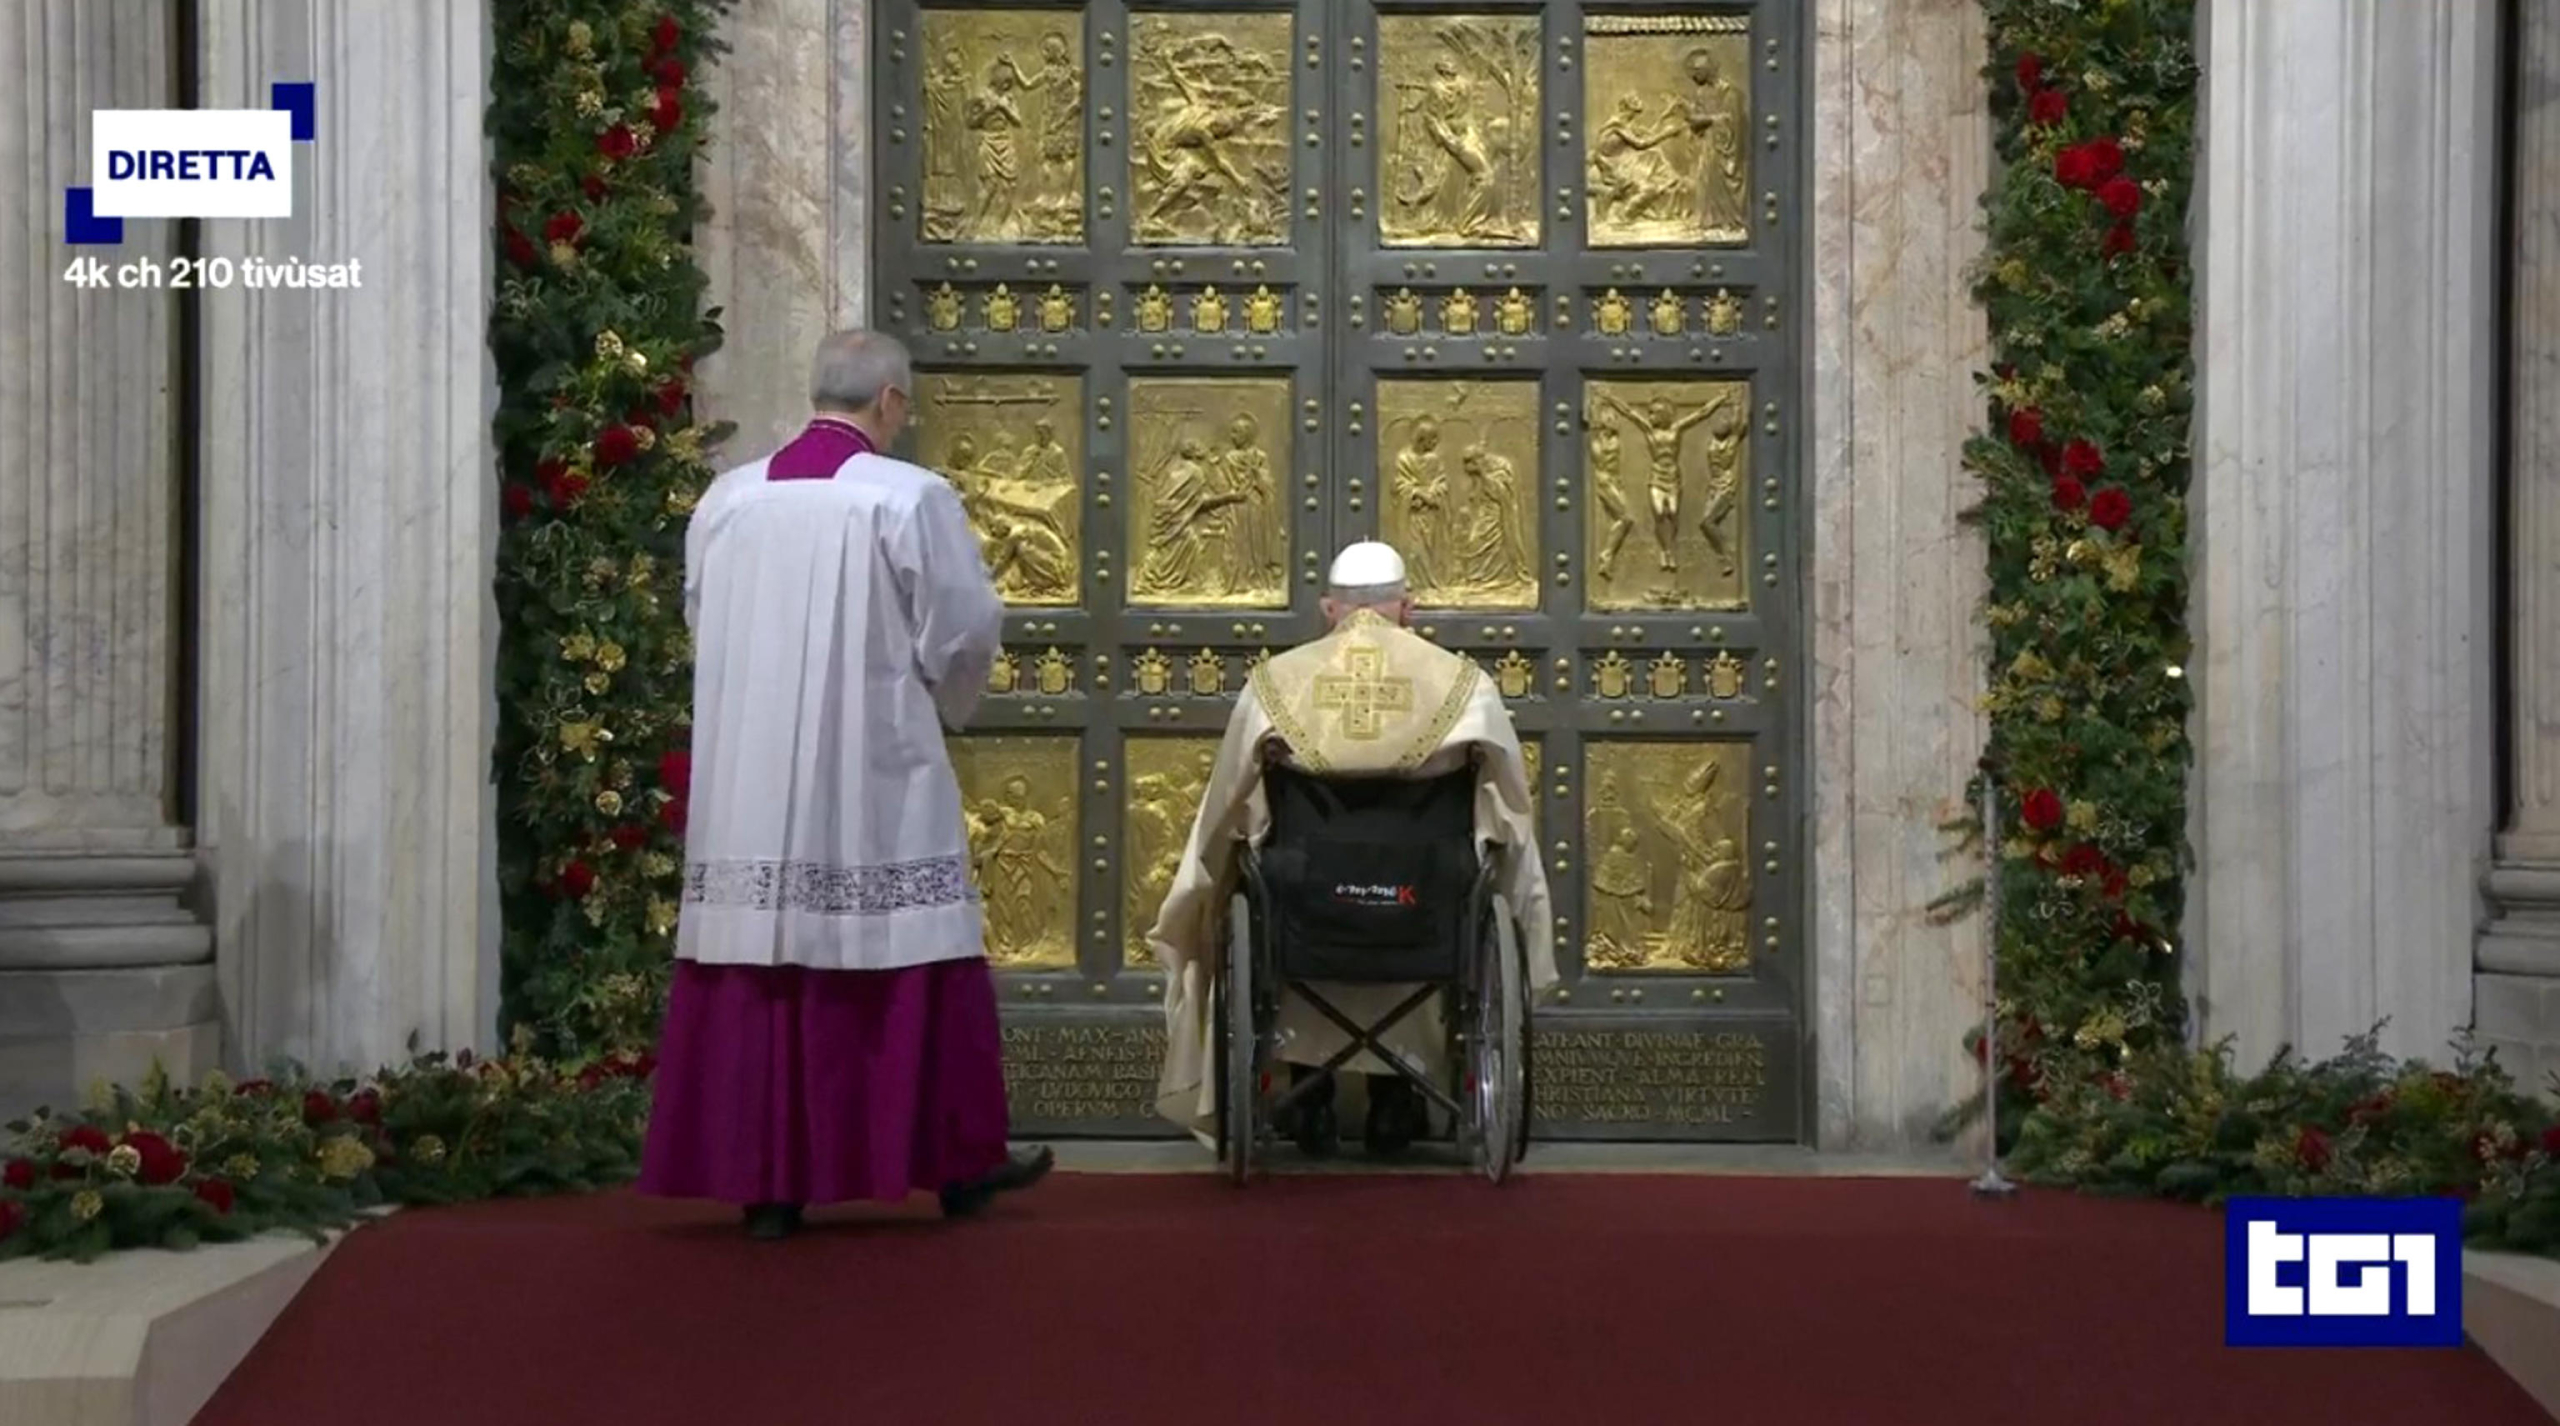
[1126,378,1293,608]
[1129,12,1293,246]
[1582,741,1752,974]
[920,9,1086,244]
[950,736,1081,969]
[1377,380,1541,610]
[1584,378,1750,611]
[1582,17,1751,248]
[913,373,1083,607]
[1123,738,1222,967]
[1377,14,1543,248]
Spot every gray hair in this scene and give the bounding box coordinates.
[809,330,912,411]
[1326,580,1408,609]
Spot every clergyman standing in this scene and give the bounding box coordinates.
[637,331,1053,1238]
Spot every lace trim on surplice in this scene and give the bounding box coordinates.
[681,854,977,915]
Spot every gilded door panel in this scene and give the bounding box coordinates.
[1583,377,1751,611]
[950,735,1081,969]
[1125,377,1294,609]
[1375,13,1544,249]
[1127,12,1294,247]
[1581,740,1752,974]
[1122,736,1222,966]
[914,372,1085,607]
[1582,15,1753,248]
[918,9,1088,245]
[1374,379,1541,610]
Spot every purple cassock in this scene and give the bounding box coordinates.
[637,417,1015,1207]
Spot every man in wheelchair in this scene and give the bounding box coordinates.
[1146,541,1557,1159]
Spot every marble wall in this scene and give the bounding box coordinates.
[192,0,501,1075]
[2479,0,2560,1097]
[2189,0,2502,1070]
[0,0,215,1117]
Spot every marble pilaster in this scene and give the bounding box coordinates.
[0,0,214,1116]
[2478,0,2560,1097]
[1806,0,1992,1149]
[694,0,872,456]
[192,0,500,1076]
[2189,0,2502,1070]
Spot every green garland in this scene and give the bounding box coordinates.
[489,0,737,1054]
[1960,0,2198,1115]
[0,1049,652,1262]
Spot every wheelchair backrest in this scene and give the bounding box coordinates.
[1257,762,1478,965]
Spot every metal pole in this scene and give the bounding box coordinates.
[1971,762,2018,1200]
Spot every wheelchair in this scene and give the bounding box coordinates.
[1212,755,1533,1185]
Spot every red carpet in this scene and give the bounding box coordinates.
[195,1174,2548,1426]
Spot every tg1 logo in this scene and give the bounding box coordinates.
[2224,1197,2464,1347]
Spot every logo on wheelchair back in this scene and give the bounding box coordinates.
[1331,882,1419,908]
[2224,1197,2463,1347]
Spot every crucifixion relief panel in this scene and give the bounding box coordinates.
[875,0,1805,1141]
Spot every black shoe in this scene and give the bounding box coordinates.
[1288,1067,1340,1159]
[1364,1077,1424,1158]
[939,1146,1056,1218]
[742,1203,803,1240]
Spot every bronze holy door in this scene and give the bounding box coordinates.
[873,0,1806,1140]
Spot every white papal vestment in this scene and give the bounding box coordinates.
[678,450,1005,971]
[1146,608,1558,1137]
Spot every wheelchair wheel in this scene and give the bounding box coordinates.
[1223,891,1258,1186]
[1471,895,1527,1184]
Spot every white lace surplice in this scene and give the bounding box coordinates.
[678,452,1005,971]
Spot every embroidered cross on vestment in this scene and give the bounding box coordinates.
[1310,646,1415,740]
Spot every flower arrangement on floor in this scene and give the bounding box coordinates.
[489,0,737,1059]
[0,1045,654,1263]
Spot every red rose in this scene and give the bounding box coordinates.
[2061,439,2104,477]
[2348,1092,2395,1125]
[2061,843,2108,878]
[578,1063,607,1090]
[195,1179,237,1215]
[2089,486,2133,532]
[560,861,598,899]
[581,173,608,202]
[2099,866,2129,900]
[0,1200,20,1242]
[2054,144,2099,189]
[542,464,589,510]
[2051,475,2086,512]
[2096,176,2142,219]
[653,57,688,88]
[119,1131,187,1186]
[658,749,692,795]
[2028,89,2067,127]
[2006,407,2043,448]
[2102,1072,2131,1102]
[595,425,640,467]
[611,824,650,850]
[651,88,684,134]
[2015,53,2043,91]
[542,211,583,246]
[2294,1127,2333,1172]
[59,1125,110,1156]
[348,1090,382,1127]
[598,124,638,162]
[502,227,537,269]
[2102,221,2136,258]
[654,379,688,417]
[2020,787,2065,832]
[629,1052,657,1079]
[2,1159,32,1190]
[303,1091,340,1127]
[657,797,688,837]
[2110,911,2146,943]
[2541,1124,2560,1158]
[653,15,681,54]
[503,484,536,520]
[2085,138,2124,181]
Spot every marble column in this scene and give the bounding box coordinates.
[1806,0,1993,1149]
[192,0,500,1075]
[0,1,216,1117]
[694,0,871,455]
[2190,0,2503,1070]
[2478,0,2560,1098]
